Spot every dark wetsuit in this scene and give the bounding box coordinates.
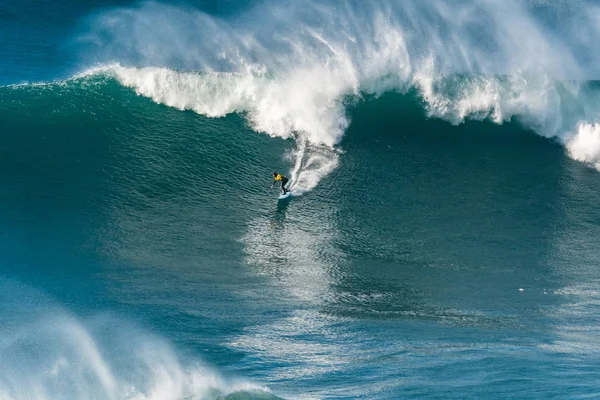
[273,174,289,193]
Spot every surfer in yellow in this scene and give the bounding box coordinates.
[271,172,290,195]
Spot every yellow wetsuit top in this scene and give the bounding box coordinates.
[274,174,286,181]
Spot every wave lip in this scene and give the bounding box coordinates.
[111,64,350,148]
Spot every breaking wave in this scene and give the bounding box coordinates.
[67,0,600,181]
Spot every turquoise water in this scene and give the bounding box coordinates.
[3,1,600,399]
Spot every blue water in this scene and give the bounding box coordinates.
[3,1,600,399]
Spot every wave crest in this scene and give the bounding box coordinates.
[111,65,350,147]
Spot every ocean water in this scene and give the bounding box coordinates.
[3,0,600,399]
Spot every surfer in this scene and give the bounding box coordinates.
[271,172,290,195]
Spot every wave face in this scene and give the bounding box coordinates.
[69,0,600,184]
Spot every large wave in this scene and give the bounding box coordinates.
[68,0,600,186]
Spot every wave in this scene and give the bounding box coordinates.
[76,64,600,172]
[0,280,280,400]
[62,0,600,187]
[4,67,600,196]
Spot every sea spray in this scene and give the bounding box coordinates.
[285,139,340,194]
[567,123,600,170]
[0,281,277,400]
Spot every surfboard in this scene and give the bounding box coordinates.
[278,192,292,200]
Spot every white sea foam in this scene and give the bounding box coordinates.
[566,123,600,170]
[73,0,600,187]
